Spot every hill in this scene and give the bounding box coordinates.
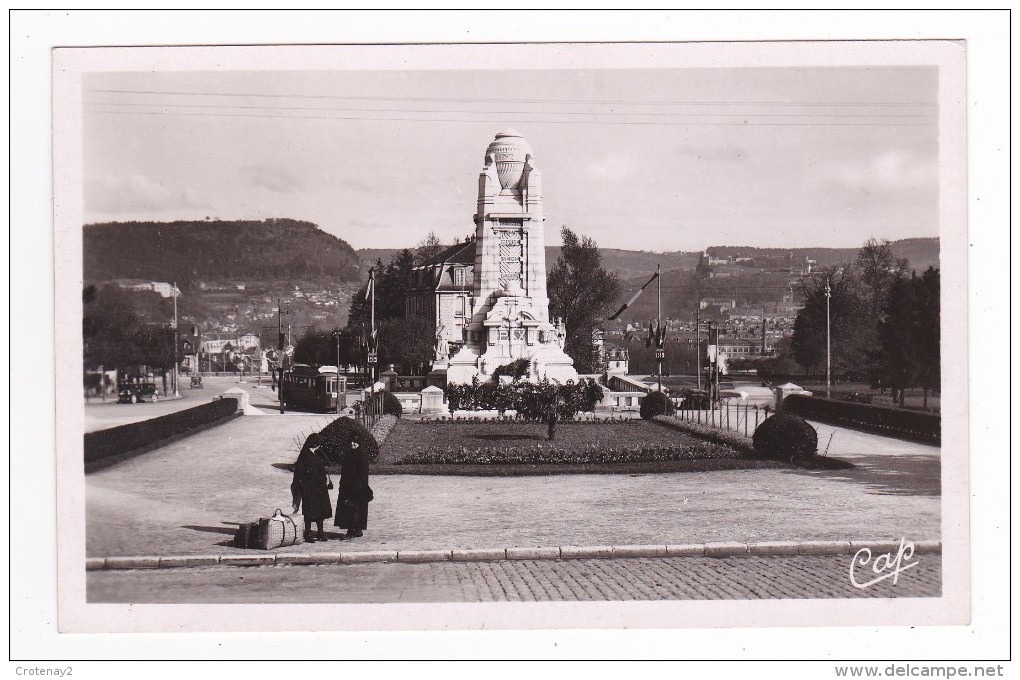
[706,238,939,272]
[84,218,363,288]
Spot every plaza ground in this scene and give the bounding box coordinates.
[82,378,941,602]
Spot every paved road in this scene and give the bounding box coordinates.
[85,376,361,431]
[86,554,941,603]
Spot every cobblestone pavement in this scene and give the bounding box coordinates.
[86,554,941,603]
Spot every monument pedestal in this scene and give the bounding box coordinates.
[443,130,578,386]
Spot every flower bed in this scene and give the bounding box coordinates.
[653,415,756,455]
[369,414,399,446]
[397,441,737,465]
[383,419,741,466]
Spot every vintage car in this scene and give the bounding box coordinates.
[117,381,159,404]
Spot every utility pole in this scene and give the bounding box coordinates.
[825,277,832,399]
[709,322,715,406]
[172,282,180,397]
[761,313,768,357]
[655,264,662,393]
[696,306,701,391]
[278,298,288,414]
[334,328,342,414]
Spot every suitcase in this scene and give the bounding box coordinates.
[234,509,302,550]
[233,521,259,548]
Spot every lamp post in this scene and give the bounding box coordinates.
[334,328,343,414]
[655,264,663,393]
[696,306,701,390]
[825,277,832,399]
[172,282,180,397]
[824,279,832,401]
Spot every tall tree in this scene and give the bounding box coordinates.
[414,231,444,266]
[914,267,941,408]
[856,238,910,317]
[791,267,870,376]
[347,249,417,329]
[547,227,623,374]
[875,274,921,405]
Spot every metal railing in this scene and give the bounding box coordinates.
[354,391,387,430]
[675,401,771,437]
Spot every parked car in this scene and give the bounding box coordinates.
[118,381,159,404]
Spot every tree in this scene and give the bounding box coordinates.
[874,275,920,405]
[874,267,941,407]
[856,238,910,318]
[547,227,623,374]
[377,316,435,375]
[414,231,444,266]
[791,267,870,376]
[347,249,416,329]
[914,267,941,408]
[295,327,363,368]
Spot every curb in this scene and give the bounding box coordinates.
[86,539,941,571]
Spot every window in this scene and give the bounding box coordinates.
[454,268,466,287]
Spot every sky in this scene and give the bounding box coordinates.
[83,65,939,252]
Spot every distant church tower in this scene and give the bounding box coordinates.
[445,130,578,384]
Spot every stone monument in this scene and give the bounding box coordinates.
[446,130,578,384]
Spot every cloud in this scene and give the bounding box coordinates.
[85,175,210,214]
[826,148,937,195]
[241,165,304,193]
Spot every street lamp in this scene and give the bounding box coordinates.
[825,277,832,399]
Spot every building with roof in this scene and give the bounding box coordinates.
[406,238,477,364]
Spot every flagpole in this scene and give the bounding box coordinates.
[656,264,662,393]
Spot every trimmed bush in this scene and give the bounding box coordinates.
[640,391,675,420]
[752,413,818,460]
[84,397,239,468]
[318,416,380,464]
[382,390,403,418]
[677,388,710,410]
[493,358,531,382]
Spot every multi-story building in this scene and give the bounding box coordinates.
[405,238,477,364]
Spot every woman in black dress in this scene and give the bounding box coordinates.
[334,439,373,539]
[291,433,333,542]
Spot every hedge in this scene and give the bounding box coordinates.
[783,394,941,445]
[446,378,604,420]
[84,397,239,469]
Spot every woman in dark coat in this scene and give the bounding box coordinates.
[334,439,373,539]
[291,433,333,542]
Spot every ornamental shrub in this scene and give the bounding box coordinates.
[752,413,818,460]
[493,358,531,382]
[382,390,403,418]
[319,416,380,464]
[677,388,711,410]
[640,390,675,420]
[445,377,604,421]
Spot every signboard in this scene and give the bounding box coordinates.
[655,348,665,360]
[285,345,295,357]
[367,352,378,365]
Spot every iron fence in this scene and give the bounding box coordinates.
[675,400,771,437]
